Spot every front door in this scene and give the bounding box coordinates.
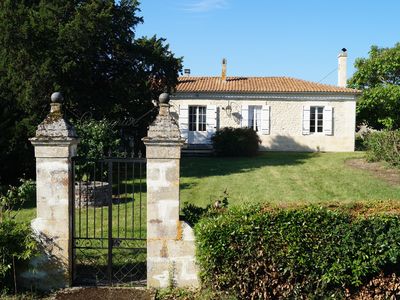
[188,105,208,144]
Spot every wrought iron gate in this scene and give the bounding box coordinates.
[71,155,147,286]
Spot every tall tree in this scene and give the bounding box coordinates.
[348,43,400,130]
[0,0,182,184]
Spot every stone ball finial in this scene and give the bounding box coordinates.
[51,92,64,103]
[159,93,170,104]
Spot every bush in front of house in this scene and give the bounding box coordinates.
[195,205,400,299]
[211,127,261,156]
[364,130,400,166]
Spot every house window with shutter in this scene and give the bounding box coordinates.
[189,106,207,132]
[248,106,262,132]
[310,106,324,133]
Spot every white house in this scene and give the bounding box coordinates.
[170,50,360,152]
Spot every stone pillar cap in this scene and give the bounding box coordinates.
[159,93,170,104]
[51,92,64,103]
[30,92,78,142]
[143,93,185,146]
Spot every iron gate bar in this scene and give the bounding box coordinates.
[107,159,112,285]
[139,162,142,239]
[93,167,96,238]
[132,163,135,237]
[86,178,89,238]
[78,179,81,237]
[71,160,76,283]
[117,161,120,238]
[100,162,104,247]
[125,162,127,239]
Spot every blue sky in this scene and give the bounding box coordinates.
[136,0,400,86]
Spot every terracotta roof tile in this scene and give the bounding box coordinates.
[176,76,360,94]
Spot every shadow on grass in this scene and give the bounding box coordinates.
[19,198,36,209]
[181,151,317,179]
[180,182,198,190]
[181,135,317,179]
[263,135,316,152]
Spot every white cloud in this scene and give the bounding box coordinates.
[184,0,228,12]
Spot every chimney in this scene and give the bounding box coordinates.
[184,69,191,77]
[338,48,347,87]
[221,58,227,81]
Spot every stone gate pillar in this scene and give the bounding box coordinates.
[143,93,199,288]
[28,92,79,289]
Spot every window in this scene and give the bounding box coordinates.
[189,106,206,132]
[248,106,262,131]
[310,106,323,133]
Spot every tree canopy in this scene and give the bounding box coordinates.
[0,0,182,184]
[348,43,400,130]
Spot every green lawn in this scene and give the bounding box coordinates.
[13,152,400,224]
[180,152,400,208]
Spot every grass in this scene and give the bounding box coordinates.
[180,152,400,208]
[74,194,147,240]
[10,151,400,224]
[11,207,36,223]
[71,190,147,285]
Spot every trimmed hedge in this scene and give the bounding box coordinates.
[195,206,400,299]
[211,127,261,157]
[365,130,400,166]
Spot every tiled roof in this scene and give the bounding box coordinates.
[176,76,360,94]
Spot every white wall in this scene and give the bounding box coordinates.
[170,93,357,152]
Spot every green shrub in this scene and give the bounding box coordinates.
[75,118,121,160]
[182,203,208,227]
[195,205,400,299]
[364,130,400,166]
[355,133,367,151]
[74,118,122,180]
[211,127,261,157]
[182,190,229,227]
[0,181,37,291]
[155,288,235,300]
[0,219,36,289]
[0,179,35,218]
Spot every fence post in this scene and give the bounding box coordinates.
[143,93,199,288]
[27,92,79,289]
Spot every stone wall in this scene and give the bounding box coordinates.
[74,181,111,207]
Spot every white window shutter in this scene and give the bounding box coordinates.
[206,105,217,143]
[302,106,311,135]
[179,104,189,140]
[323,106,333,135]
[261,105,270,135]
[241,105,249,127]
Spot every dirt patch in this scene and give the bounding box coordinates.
[52,287,154,300]
[348,272,400,299]
[342,200,400,217]
[345,158,400,186]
